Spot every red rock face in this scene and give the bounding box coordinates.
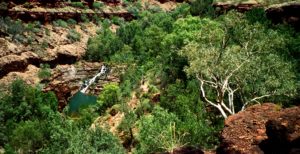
[218,103,300,154]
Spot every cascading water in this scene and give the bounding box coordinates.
[80,65,109,93]
[69,64,110,112]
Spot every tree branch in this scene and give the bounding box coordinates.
[197,75,228,118]
[242,94,272,110]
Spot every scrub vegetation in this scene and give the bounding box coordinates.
[0,0,299,153]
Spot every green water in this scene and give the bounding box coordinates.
[68,92,97,112]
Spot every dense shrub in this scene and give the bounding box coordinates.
[0,80,125,153]
[93,1,103,9]
[67,18,77,25]
[0,79,57,148]
[38,64,51,80]
[97,83,121,113]
[53,19,68,28]
[65,128,126,154]
[85,27,123,61]
[67,29,81,42]
[135,106,181,153]
[0,17,25,41]
[160,80,221,148]
[189,0,215,17]
[71,2,86,9]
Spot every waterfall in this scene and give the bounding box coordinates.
[80,65,109,93]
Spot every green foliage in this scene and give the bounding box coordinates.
[38,63,51,80]
[119,65,144,97]
[81,14,90,23]
[135,106,181,153]
[180,11,297,115]
[170,3,191,19]
[53,19,68,28]
[245,8,271,25]
[160,80,221,148]
[0,79,57,149]
[65,127,125,154]
[10,120,45,153]
[25,21,41,33]
[190,0,215,17]
[111,16,125,25]
[97,83,121,113]
[0,80,125,153]
[0,17,25,42]
[86,26,124,61]
[117,20,143,45]
[93,1,103,9]
[3,4,299,153]
[67,29,81,43]
[118,110,137,147]
[67,18,77,25]
[74,107,98,128]
[71,2,86,9]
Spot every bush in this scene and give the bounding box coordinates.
[81,14,90,23]
[0,79,58,148]
[97,83,121,113]
[67,29,81,42]
[135,106,182,153]
[38,64,51,80]
[160,80,221,148]
[10,120,46,152]
[53,19,68,28]
[66,127,126,154]
[67,18,77,25]
[85,27,124,61]
[111,16,124,25]
[71,2,86,9]
[0,17,25,41]
[189,0,215,17]
[93,1,103,9]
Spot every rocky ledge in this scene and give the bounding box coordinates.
[218,103,300,154]
[213,1,300,31]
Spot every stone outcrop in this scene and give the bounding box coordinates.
[260,106,300,154]
[0,1,134,23]
[266,2,300,31]
[218,103,300,154]
[213,1,261,13]
[213,1,300,31]
[0,23,96,79]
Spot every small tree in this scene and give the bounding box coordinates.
[97,83,121,113]
[180,13,297,118]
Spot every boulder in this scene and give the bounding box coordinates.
[260,106,300,154]
[218,103,300,154]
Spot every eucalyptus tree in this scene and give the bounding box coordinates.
[180,12,297,118]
